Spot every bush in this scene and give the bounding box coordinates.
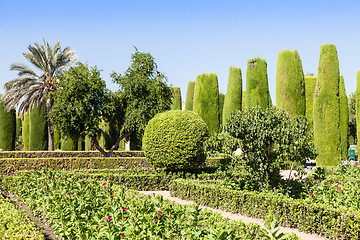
[143,110,209,170]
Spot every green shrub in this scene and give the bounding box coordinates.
[185,81,195,111]
[143,110,209,170]
[0,150,145,158]
[314,44,341,166]
[305,75,316,128]
[0,97,16,151]
[245,58,271,109]
[223,67,242,124]
[193,73,220,134]
[29,103,48,150]
[22,112,30,151]
[339,76,349,158]
[276,50,305,117]
[170,87,182,110]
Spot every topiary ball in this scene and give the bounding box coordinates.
[143,110,209,170]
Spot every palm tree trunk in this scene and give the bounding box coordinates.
[46,98,54,151]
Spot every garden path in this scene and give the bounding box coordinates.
[139,191,327,240]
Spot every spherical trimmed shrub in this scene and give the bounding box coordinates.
[143,110,209,170]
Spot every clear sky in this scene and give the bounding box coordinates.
[1,0,360,102]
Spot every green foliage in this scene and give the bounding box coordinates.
[0,97,16,151]
[143,110,209,170]
[0,150,145,158]
[53,130,61,150]
[314,44,341,166]
[170,87,182,110]
[276,50,305,117]
[339,76,349,158]
[207,107,316,187]
[218,92,225,126]
[185,81,195,111]
[245,58,271,110]
[130,130,143,150]
[356,70,360,146]
[61,136,79,151]
[22,112,30,151]
[348,92,356,145]
[0,194,44,239]
[193,73,220,134]
[29,103,48,150]
[223,67,242,124]
[304,75,317,128]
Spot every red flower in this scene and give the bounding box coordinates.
[106,216,112,221]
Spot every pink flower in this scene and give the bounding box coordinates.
[108,178,111,181]
[121,235,125,238]
[169,216,172,218]
[106,216,112,221]
[52,188,54,190]
[26,185,29,187]
[315,179,318,182]
[310,191,313,195]
[68,192,72,194]
[158,211,163,216]
[96,226,98,228]
[131,168,134,170]
[154,219,157,222]
[110,195,114,199]
[123,216,126,219]
[121,207,128,210]
[132,219,136,222]
[103,183,106,186]
[46,163,49,166]
[324,181,328,184]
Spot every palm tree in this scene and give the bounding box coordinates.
[0,39,77,151]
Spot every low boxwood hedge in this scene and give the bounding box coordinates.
[0,151,145,158]
[170,178,360,239]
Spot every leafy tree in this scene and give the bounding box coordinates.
[205,107,316,187]
[0,40,77,150]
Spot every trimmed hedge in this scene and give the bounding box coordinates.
[185,81,195,111]
[170,178,360,239]
[314,44,341,166]
[305,75,316,128]
[0,150,145,158]
[276,50,305,117]
[29,103,48,151]
[22,112,30,151]
[0,98,16,151]
[223,67,242,124]
[245,58,271,110]
[143,110,209,170]
[339,75,349,158]
[170,87,182,110]
[193,73,220,134]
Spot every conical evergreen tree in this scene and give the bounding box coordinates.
[276,50,305,117]
[339,75,349,158]
[245,58,271,109]
[313,44,341,166]
[223,67,242,123]
[219,92,225,126]
[193,73,220,134]
[305,75,317,128]
[170,87,182,110]
[29,103,48,150]
[356,70,360,146]
[185,81,195,111]
[0,96,16,151]
[22,111,30,151]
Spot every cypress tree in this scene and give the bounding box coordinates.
[22,112,30,151]
[245,58,271,109]
[170,87,182,110]
[339,75,349,158]
[61,136,78,150]
[193,73,220,134]
[313,44,341,166]
[305,75,317,128]
[276,50,305,117]
[356,70,360,146]
[54,130,61,150]
[16,117,22,139]
[219,92,225,126]
[223,67,242,123]
[185,81,195,111]
[242,91,246,110]
[0,97,16,151]
[29,103,48,150]
[85,136,92,150]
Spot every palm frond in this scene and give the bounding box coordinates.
[10,63,39,77]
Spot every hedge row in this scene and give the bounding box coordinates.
[0,157,222,175]
[0,150,145,158]
[0,193,44,239]
[170,179,360,239]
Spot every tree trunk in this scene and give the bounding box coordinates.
[46,98,54,151]
[92,130,133,157]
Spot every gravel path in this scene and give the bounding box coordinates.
[139,190,327,240]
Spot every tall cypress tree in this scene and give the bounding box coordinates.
[170,87,182,110]
[0,96,16,151]
[245,58,271,109]
[305,75,317,128]
[276,50,305,117]
[29,103,48,150]
[242,91,246,110]
[223,67,242,123]
[356,71,360,146]
[339,75,349,158]
[193,73,220,134]
[185,81,195,111]
[22,111,30,151]
[313,44,341,166]
[219,92,225,126]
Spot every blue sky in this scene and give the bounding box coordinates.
[1,0,360,102]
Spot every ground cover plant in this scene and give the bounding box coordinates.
[3,165,303,240]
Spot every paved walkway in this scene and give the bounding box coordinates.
[139,191,327,240]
